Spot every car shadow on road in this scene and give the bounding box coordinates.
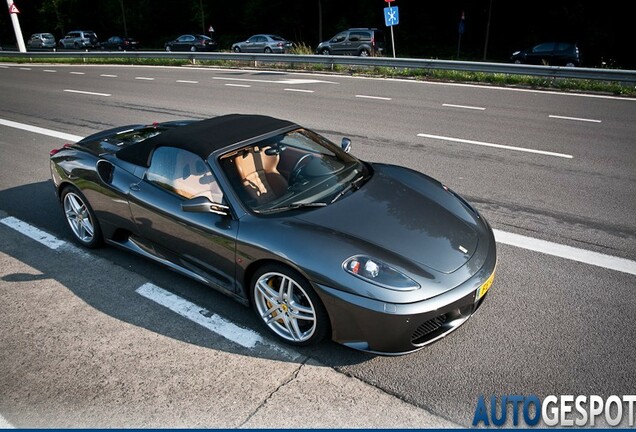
[0,181,375,367]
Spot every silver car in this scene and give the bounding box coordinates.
[232,34,293,53]
[27,33,57,49]
[58,30,99,49]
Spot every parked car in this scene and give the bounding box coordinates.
[316,28,385,56]
[165,34,217,52]
[511,42,580,67]
[58,30,99,49]
[231,34,293,53]
[49,114,497,354]
[100,36,140,51]
[27,33,57,49]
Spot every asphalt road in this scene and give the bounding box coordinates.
[0,63,634,427]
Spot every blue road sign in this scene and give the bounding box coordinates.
[384,6,399,27]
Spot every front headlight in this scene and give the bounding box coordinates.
[343,255,419,291]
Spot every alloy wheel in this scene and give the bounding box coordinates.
[63,192,95,244]
[253,271,318,343]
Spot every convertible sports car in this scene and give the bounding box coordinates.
[49,114,497,355]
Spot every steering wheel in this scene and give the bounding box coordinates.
[289,154,314,186]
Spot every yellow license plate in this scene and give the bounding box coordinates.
[478,271,495,300]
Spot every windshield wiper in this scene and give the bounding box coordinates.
[256,202,328,215]
[330,174,367,204]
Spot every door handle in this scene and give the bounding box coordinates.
[130,183,140,191]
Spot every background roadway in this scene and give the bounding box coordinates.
[0,64,634,427]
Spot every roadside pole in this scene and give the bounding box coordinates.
[383,0,399,58]
[6,0,26,52]
[457,11,465,59]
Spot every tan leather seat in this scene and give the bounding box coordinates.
[173,151,222,202]
[235,148,287,205]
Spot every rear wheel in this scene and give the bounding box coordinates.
[264,47,272,53]
[190,45,197,52]
[251,264,329,346]
[359,49,370,57]
[61,186,102,248]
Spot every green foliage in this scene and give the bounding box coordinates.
[289,42,314,56]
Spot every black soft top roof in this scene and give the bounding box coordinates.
[116,114,296,167]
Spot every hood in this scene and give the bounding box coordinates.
[296,165,480,274]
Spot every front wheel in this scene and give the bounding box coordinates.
[61,186,102,248]
[190,45,197,52]
[251,264,329,346]
[165,45,171,52]
[320,48,330,55]
[233,46,241,53]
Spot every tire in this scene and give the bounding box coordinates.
[264,47,272,53]
[233,46,241,53]
[190,45,197,52]
[61,185,102,248]
[73,42,80,49]
[165,45,171,52]
[565,62,575,67]
[359,49,370,57]
[251,263,329,346]
[320,48,330,55]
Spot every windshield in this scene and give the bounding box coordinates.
[218,128,369,214]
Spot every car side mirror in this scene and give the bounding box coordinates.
[341,137,352,153]
[182,196,229,216]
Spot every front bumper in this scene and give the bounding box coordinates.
[314,250,496,355]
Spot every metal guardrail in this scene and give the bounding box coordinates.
[3,50,636,83]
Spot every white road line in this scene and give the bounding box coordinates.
[356,94,392,101]
[0,117,83,141]
[0,65,9,69]
[0,217,66,250]
[64,89,111,97]
[43,69,57,73]
[417,133,573,159]
[494,229,636,276]
[19,67,31,71]
[135,76,155,80]
[284,88,315,93]
[442,103,486,111]
[549,114,602,123]
[213,77,336,85]
[225,83,251,88]
[176,80,199,84]
[100,74,118,78]
[70,71,85,75]
[136,283,263,348]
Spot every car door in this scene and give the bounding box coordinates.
[330,32,348,55]
[109,36,121,49]
[242,35,257,52]
[528,42,555,65]
[128,146,239,293]
[246,35,265,52]
[177,35,194,51]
